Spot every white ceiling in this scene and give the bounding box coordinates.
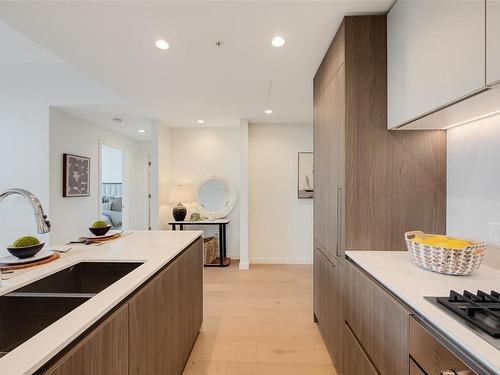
[0,1,392,131]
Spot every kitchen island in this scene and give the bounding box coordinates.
[0,230,203,375]
[345,251,500,374]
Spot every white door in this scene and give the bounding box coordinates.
[387,0,486,129]
[100,144,125,230]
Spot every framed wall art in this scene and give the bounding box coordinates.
[63,153,90,197]
[298,152,314,199]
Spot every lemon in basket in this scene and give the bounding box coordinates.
[413,234,473,249]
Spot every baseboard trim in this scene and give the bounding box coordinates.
[250,258,312,265]
[239,261,249,270]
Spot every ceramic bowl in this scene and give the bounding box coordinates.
[89,225,112,236]
[7,242,45,259]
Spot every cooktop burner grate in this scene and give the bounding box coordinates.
[436,290,500,338]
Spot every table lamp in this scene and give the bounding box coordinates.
[167,185,195,221]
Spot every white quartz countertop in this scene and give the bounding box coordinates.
[345,251,500,374]
[0,230,202,375]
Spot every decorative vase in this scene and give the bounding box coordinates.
[172,202,187,221]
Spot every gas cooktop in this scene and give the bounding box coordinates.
[425,290,500,350]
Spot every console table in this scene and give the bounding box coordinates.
[169,219,230,267]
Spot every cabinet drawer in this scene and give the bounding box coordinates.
[345,260,410,374]
[409,358,425,375]
[343,323,378,375]
[409,317,476,375]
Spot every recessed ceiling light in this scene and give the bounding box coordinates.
[265,109,273,114]
[155,39,170,50]
[197,120,205,124]
[271,36,285,48]
[139,129,145,133]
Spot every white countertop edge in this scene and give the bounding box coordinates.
[345,250,500,374]
[0,230,203,375]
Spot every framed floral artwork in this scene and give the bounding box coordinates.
[63,153,90,197]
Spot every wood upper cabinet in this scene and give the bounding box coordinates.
[313,55,345,260]
[387,0,486,129]
[344,261,410,375]
[129,237,203,375]
[44,305,129,375]
[315,16,445,254]
[487,0,500,85]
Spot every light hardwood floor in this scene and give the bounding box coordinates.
[183,262,337,375]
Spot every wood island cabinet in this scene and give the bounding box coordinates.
[41,237,203,375]
[129,238,203,375]
[43,305,129,375]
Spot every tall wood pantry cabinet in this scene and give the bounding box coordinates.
[313,15,446,374]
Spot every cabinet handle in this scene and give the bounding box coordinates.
[336,187,342,257]
[440,371,457,375]
[316,247,336,267]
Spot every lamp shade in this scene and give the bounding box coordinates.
[167,185,195,203]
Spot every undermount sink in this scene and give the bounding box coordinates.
[0,295,91,356]
[10,261,143,295]
[0,261,143,356]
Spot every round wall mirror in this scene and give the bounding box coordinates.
[197,175,237,219]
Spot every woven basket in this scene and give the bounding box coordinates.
[405,231,486,276]
[203,236,218,265]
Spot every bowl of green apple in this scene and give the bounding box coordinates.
[89,220,112,236]
[7,236,45,259]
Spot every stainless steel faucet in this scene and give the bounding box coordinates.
[0,188,51,233]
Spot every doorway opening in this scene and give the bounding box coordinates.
[100,144,125,230]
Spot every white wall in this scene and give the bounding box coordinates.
[448,115,500,267]
[167,127,241,259]
[158,124,172,230]
[0,106,50,257]
[249,123,313,264]
[239,120,249,269]
[101,145,123,183]
[0,20,122,257]
[49,108,149,245]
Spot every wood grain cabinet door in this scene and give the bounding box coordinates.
[343,323,378,375]
[313,65,345,259]
[345,261,410,375]
[313,246,322,322]
[43,304,129,375]
[129,238,203,375]
[328,256,344,372]
[487,0,500,85]
[314,247,344,372]
[316,247,333,350]
[409,358,426,375]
